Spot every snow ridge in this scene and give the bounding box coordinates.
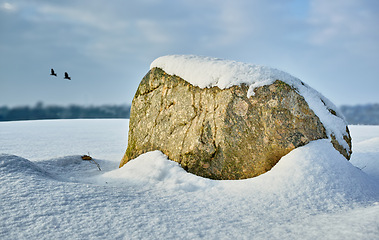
[151,55,351,153]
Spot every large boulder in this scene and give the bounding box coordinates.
[120,55,352,180]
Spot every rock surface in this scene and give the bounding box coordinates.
[120,62,352,180]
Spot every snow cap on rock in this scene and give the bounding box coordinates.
[150,55,351,155]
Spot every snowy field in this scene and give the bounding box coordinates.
[0,119,378,240]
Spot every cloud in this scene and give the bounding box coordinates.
[36,4,130,32]
[307,0,379,54]
[136,19,173,44]
[1,0,379,106]
[1,2,17,11]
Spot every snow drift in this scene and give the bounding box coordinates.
[0,120,378,239]
[103,140,378,207]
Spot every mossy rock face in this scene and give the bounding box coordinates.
[120,68,351,180]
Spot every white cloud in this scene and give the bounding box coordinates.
[136,19,172,44]
[1,2,17,11]
[307,0,379,52]
[207,1,252,46]
[1,0,379,106]
[36,4,129,32]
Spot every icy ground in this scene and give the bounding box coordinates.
[0,119,378,240]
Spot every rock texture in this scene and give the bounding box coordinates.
[120,67,352,180]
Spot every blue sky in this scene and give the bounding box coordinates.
[0,0,378,107]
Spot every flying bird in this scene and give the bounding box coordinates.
[64,72,71,80]
[50,69,57,76]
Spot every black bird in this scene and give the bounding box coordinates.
[64,72,71,80]
[50,68,57,76]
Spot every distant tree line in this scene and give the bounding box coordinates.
[340,104,379,125]
[0,102,130,121]
[1,102,379,125]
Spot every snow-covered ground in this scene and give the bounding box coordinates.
[0,119,378,240]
